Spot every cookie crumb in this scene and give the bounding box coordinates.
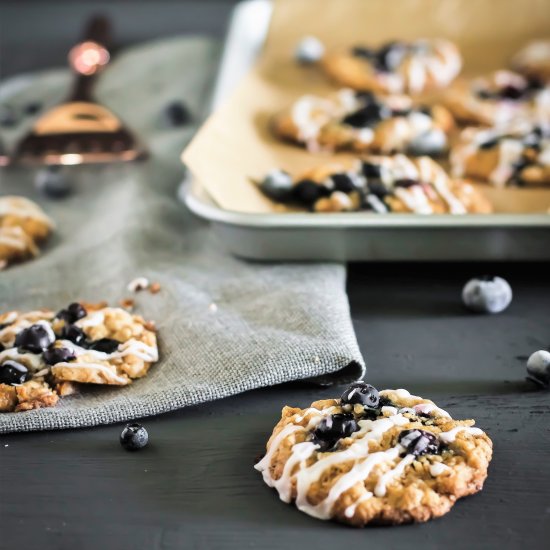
[119,298,135,311]
[208,302,218,313]
[144,320,157,332]
[127,277,150,293]
[149,282,161,294]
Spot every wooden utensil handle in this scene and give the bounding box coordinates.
[70,15,112,101]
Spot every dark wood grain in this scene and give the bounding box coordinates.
[1,262,550,549]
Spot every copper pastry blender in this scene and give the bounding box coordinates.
[14,16,145,166]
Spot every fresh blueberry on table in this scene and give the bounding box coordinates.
[462,275,512,314]
[164,100,192,127]
[294,36,325,64]
[259,169,294,202]
[120,423,149,451]
[0,360,29,385]
[526,350,550,388]
[312,413,358,450]
[61,324,87,346]
[88,338,120,354]
[56,303,87,324]
[340,381,380,408]
[43,346,76,366]
[15,324,55,353]
[35,166,73,199]
[399,429,440,456]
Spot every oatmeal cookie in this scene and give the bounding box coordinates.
[255,383,492,526]
[444,70,549,126]
[0,302,158,412]
[451,123,550,187]
[272,89,453,155]
[321,39,462,95]
[258,155,492,214]
[0,196,54,270]
[512,40,550,82]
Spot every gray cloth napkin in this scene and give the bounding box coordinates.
[0,37,364,434]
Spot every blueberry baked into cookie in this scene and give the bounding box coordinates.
[272,89,454,154]
[0,196,54,270]
[259,156,492,214]
[321,39,462,95]
[444,70,549,126]
[255,382,492,526]
[0,302,158,412]
[451,123,550,187]
[512,40,550,83]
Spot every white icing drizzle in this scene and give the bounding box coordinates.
[51,361,129,384]
[75,310,106,328]
[344,491,373,518]
[439,426,483,444]
[0,347,45,372]
[58,338,158,363]
[429,462,451,477]
[0,227,29,250]
[0,196,54,226]
[374,452,415,497]
[490,139,525,187]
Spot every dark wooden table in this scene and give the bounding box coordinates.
[1,3,550,549]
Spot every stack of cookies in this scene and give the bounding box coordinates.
[258,38,550,213]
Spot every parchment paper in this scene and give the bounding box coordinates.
[183,0,550,214]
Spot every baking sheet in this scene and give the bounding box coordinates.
[182,0,550,215]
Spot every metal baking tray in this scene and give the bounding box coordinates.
[182,0,550,262]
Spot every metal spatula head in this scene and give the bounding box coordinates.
[14,16,145,166]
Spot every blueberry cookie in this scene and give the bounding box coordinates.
[0,196,54,270]
[258,156,492,214]
[272,89,453,154]
[321,40,462,95]
[444,70,549,126]
[451,123,550,187]
[512,40,550,83]
[255,383,492,526]
[0,303,158,412]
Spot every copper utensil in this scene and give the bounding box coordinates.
[14,16,145,166]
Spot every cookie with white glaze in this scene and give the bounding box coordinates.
[272,89,454,154]
[444,70,550,126]
[451,123,550,187]
[321,39,462,95]
[0,196,54,270]
[512,40,550,82]
[255,383,493,526]
[0,303,158,412]
[259,155,492,215]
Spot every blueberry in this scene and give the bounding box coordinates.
[312,414,358,450]
[14,324,55,353]
[394,179,418,188]
[61,324,87,346]
[340,382,380,408]
[500,85,524,100]
[294,36,325,64]
[375,42,407,72]
[35,166,72,199]
[462,275,512,314]
[87,338,120,354]
[293,179,330,206]
[342,103,391,128]
[259,169,294,202]
[351,46,375,59]
[0,105,17,128]
[120,423,149,451]
[361,162,382,179]
[43,346,76,366]
[24,102,42,116]
[330,173,362,193]
[407,129,447,156]
[526,350,550,388]
[398,429,440,456]
[479,138,500,150]
[56,303,87,325]
[0,360,29,385]
[164,100,191,127]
